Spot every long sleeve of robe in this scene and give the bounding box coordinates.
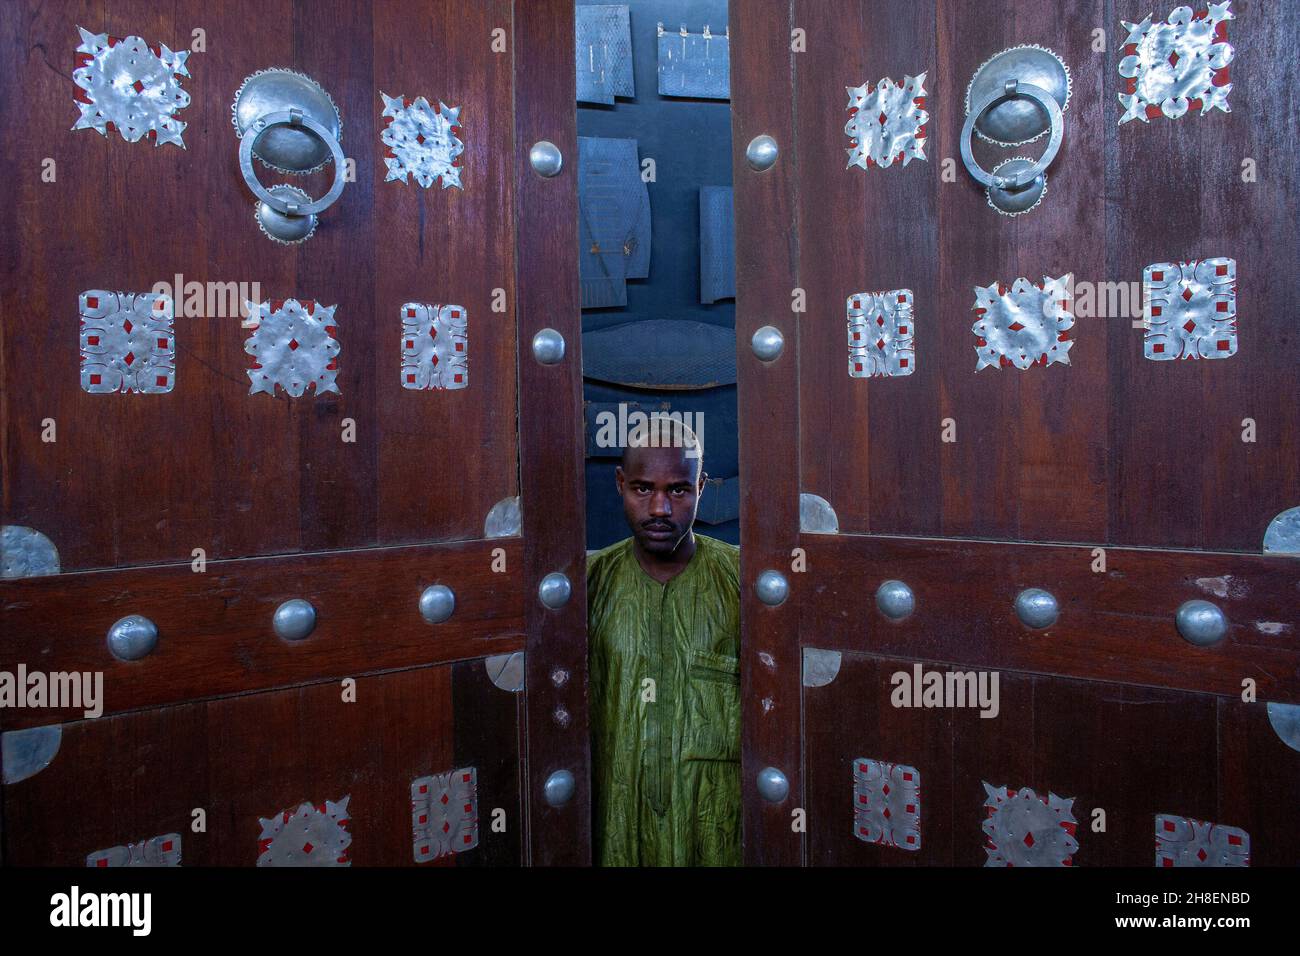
[586,532,742,866]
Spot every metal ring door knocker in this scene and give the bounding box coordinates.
[961,45,1071,216]
[232,69,345,243]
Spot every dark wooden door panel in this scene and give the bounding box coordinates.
[1,0,588,866]
[806,652,1299,866]
[2,661,524,866]
[732,0,1299,866]
[0,0,519,572]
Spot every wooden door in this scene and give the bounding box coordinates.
[0,0,588,866]
[732,0,1299,865]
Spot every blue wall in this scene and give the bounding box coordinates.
[577,0,737,549]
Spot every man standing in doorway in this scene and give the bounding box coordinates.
[587,416,741,866]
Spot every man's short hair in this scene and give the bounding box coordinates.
[621,415,703,472]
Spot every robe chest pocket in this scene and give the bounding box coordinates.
[682,650,741,763]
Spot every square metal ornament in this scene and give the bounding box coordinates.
[401,303,468,390]
[853,758,922,851]
[86,832,182,867]
[1155,813,1249,866]
[1143,257,1236,360]
[79,290,175,394]
[411,767,479,863]
[848,290,915,378]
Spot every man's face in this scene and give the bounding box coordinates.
[616,446,706,556]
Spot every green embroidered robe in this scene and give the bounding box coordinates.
[587,533,742,866]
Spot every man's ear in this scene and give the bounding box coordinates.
[615,466,625,494]
[698,471,708,492]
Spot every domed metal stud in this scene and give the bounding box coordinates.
[1176,599,1228,647]
[255,183,318,244]
[965,44,1071,146]
[529,140,563,177]
[538,572,572,609]
[543,769,576,807]
[273,598,317,642]
[418,584,455,624]
[876,580,915,621]
[756,570,789,607]
[986,156,1047,217]
[756,766,789,803]
[1014,588,1058,629]
[751,325,784,362]
[532,328,566,365]
[106,614,159,662]
[231,68,342,173]
[745,134,778,171]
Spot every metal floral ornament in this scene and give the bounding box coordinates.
[244,299,340,397]
[72,27,191,147]
[845,73,928,170]
[380,94,465,189]
[971,275,1074,372]
[1118,2,1234,124]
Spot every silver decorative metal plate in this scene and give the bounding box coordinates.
[801,647,842,687]
[657,23,730,99]
[1,526,60,579]
[257,796,352,866]
[971,276,1074,371]
[380,94,464,189]
[72,27,190,147]
[1,724,63,784]
[411,767,479,862]
[1143,257,1236,360]
[245,299,340,397]
[845,74,928,169]
[1264,507,1300,556]
[1119,2,1234,125]
[848,290,915,377]
[87,833,182,867]
[79,290,175,394]
[1155,813,1249,867]
[853,759,922,851]
[577,5,634,105]
[401,303,467,390]
[982,782,1079,866]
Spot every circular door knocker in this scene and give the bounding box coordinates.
[232,69,345,243]
[961,45,1070,217]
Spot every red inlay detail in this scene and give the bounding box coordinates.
[1228,834,1242,846]
[1212,68,1230,87]
[877,316,885,327]
[1151,306,1162,316]
[156,375,167,386]
[133,79,145,93]
[158,337,168,347]
[124,352,135,366]
[1216,264,1228,276]
[408,308,417,317]
[1151,271,1164,281]
[302,842,314,853]
[419,814,427,824]
[123,319,133,333]
[454,373,463,383]
[1197,848,1208,862]
[1216,340,1230,350]
[97,858,108,867]
[289,339,299,350]
[898,326,907,334]
[1153,343,1165,354]
[1216,301,1228,312]
[1183,320,1197,333]
[406,340,414,349]
[853,362,863,373]
[455,342,463,350]
[407,374,416,383]
[442,822,451,834]
[1182,288,1194,301]
[86,296,99,309]
[976,337,986,347]
[88,336,99,345]
[421,846,430,855]
[1023,832,1035,848]
[853,332,861,341]
[1008,321,1025,332]
[1168,51,1180,68]
[876,338,885,350]
[1146,104,1164,119]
